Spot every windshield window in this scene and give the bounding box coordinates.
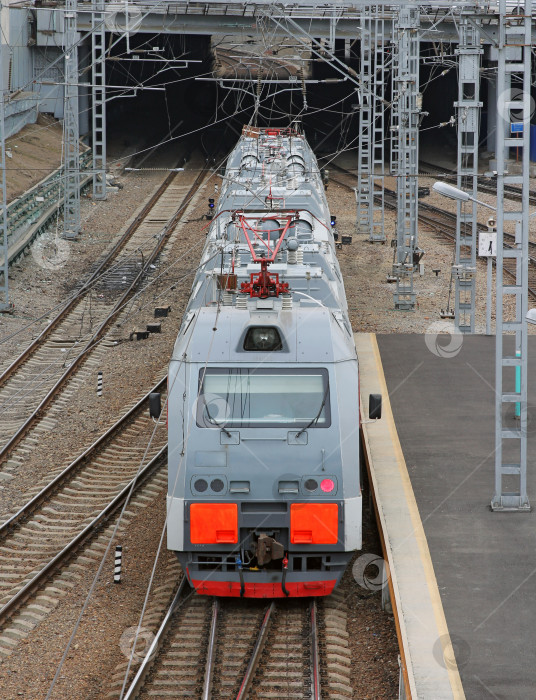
[197,368,330,428]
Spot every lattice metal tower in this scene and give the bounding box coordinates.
[453,16,482,333]
[356,5,386,243]
[392,5,420,311]
[0,92,9,311]
[92,0,107,200]
[370,8,386,243]
[492,0,531,511]
[356,9,373,235]
[63,0,81,239]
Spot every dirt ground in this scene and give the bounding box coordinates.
[5,114,66,202]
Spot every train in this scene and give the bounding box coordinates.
[165,125,363,598]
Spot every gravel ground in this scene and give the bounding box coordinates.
[332,153,536,335]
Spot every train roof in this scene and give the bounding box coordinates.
[172,303,356,364]
[173,126,356,361]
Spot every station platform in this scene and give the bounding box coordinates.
[356,332,536,700]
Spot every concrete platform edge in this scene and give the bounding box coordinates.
[355,332,465,700]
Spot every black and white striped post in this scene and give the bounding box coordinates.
[114,545,122,583]
[97,371,103,397]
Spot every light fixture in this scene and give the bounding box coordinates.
[243,326,283,351]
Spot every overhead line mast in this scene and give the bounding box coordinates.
[392,4,420,311]
[63,0,81,239]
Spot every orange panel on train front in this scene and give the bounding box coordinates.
[190,503,238,544]
[290,503,339,544]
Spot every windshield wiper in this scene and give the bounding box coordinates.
[203,399,232,438]
[295,383,329,439]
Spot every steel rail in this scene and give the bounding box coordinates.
[122,578,190,700]
[310,600,322,700]
[0,165,208,464]
[235,601,275,700]
[0,164,183,388]
[202,599,220,700]
[0,445,166,629]
[0,375,166,535]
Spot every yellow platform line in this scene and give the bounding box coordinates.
[355,332,465,700]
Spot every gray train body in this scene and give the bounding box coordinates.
[167,126,361,598]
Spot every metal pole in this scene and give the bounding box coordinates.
[63,0,81,239]
[356,7,373,235]
[92,0,107,200]
[491,0,531,511]
[392,4,420,311]
[0,89,8,312]
[486,256,492,336]
[454,16,481,333]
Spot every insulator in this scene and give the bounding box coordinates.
[236,295,248,309]
[288,250,297,265]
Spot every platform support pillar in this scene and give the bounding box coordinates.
[92,0,107,200]
[392,5,420,311]
[492,0,531,512]
[63,0,81,240]
[454,17,482,334]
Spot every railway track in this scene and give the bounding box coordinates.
[123,589,324,700]
[331,164,536,299]
[0,379,167,640]
[0,160,208,463]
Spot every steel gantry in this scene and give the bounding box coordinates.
[356,5,386,242]
[453,16,482,334]
[92,0,107,200]
[392,4,420,311]
[63,0,81,239]
[492,0,531,511]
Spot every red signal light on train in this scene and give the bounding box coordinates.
[320,478,335,493]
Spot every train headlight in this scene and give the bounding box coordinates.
[244,326,283,351]
[320,478,335,493]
